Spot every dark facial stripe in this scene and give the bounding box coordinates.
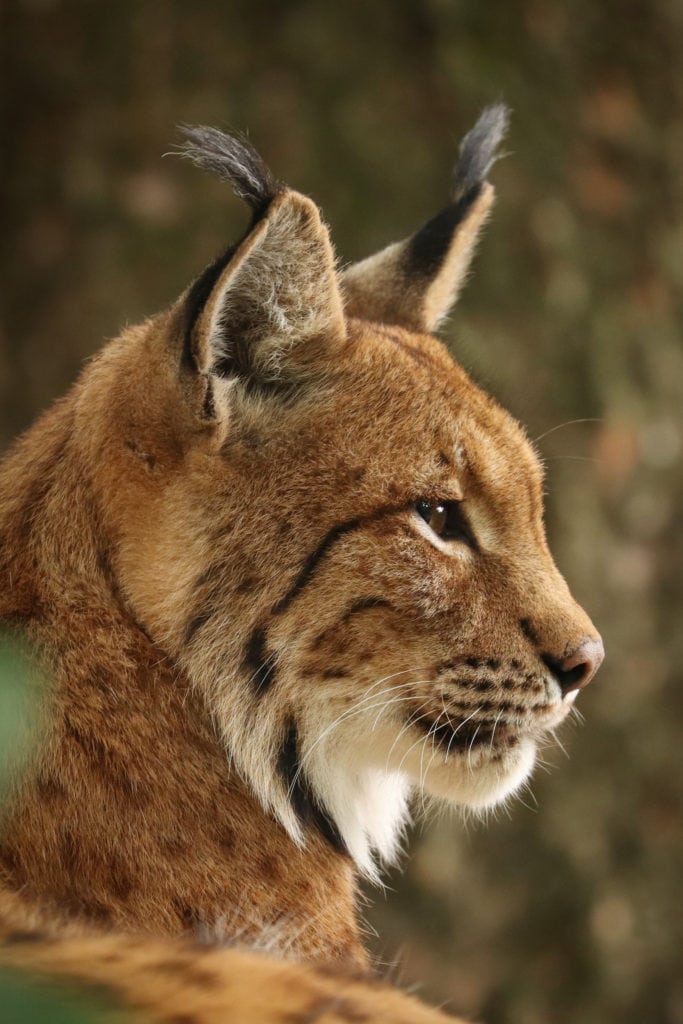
[184,607,215,646]
[243,626,277,695]
[276,719,348,856]
[246,505,405,697]
[192,562,224,593]
[311,596,394,651]
[271,504,406,619]
[345,596,393,618]
[270,518,362,618]
[3,930,51,945]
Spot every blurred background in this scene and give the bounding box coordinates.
[1,1,681,1022]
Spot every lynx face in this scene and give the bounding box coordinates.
[86,108,603,877]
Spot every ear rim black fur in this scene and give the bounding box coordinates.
[173,126,287,374]
[342,104,510,332]
[405,103,509,280]
[178,185,346,392]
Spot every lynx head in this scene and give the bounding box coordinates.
[81,106,603,879]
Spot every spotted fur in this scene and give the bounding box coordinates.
[0,107,602,1021]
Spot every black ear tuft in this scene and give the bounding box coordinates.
[343,104,509,331]
[404,104,509,281]
[176,125,283,216]
[452,103,510,202]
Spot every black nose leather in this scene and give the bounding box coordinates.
[543,637,605,696]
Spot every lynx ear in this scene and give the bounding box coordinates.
[342,105,509,333]
[177,127,346,387]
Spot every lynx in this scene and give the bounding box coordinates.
[0,106,603,1022]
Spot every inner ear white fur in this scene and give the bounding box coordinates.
[193,190,347,382]
[342,184,495,333]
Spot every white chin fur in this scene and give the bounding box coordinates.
[304,751,412,883]
[416,736,537,810]
[209,669,537,882]
[296,709,536,880]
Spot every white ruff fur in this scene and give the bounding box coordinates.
[206,664,539,881]
[305,760,412,883]
[301,714,537,878]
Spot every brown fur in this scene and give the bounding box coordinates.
[0,109,601,1021]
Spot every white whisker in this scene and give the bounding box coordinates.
[534,417,602,443]
[419,709,446,811]
[445,705,482,761]
[488,709,503,756]
[395,708,443,775]
[244,646,280,690]
[551,728,570,760]
[384,699,432,772]
[291,672,430,797]
[467,722,483,772]
[545,455,600,463]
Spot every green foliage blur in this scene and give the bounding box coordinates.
[0,638,50,799]
[1,2,681,1023]
[0,969,116,1024]
[0,641,32,793]
[0,637,116,1023]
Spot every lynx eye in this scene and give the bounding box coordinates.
[415,499,476,547]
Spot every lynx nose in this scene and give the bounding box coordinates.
[544,637,605,697]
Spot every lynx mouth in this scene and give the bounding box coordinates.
[413,710,520,757]
[409,695,573,760]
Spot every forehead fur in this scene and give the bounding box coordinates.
[306,317,544,503]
